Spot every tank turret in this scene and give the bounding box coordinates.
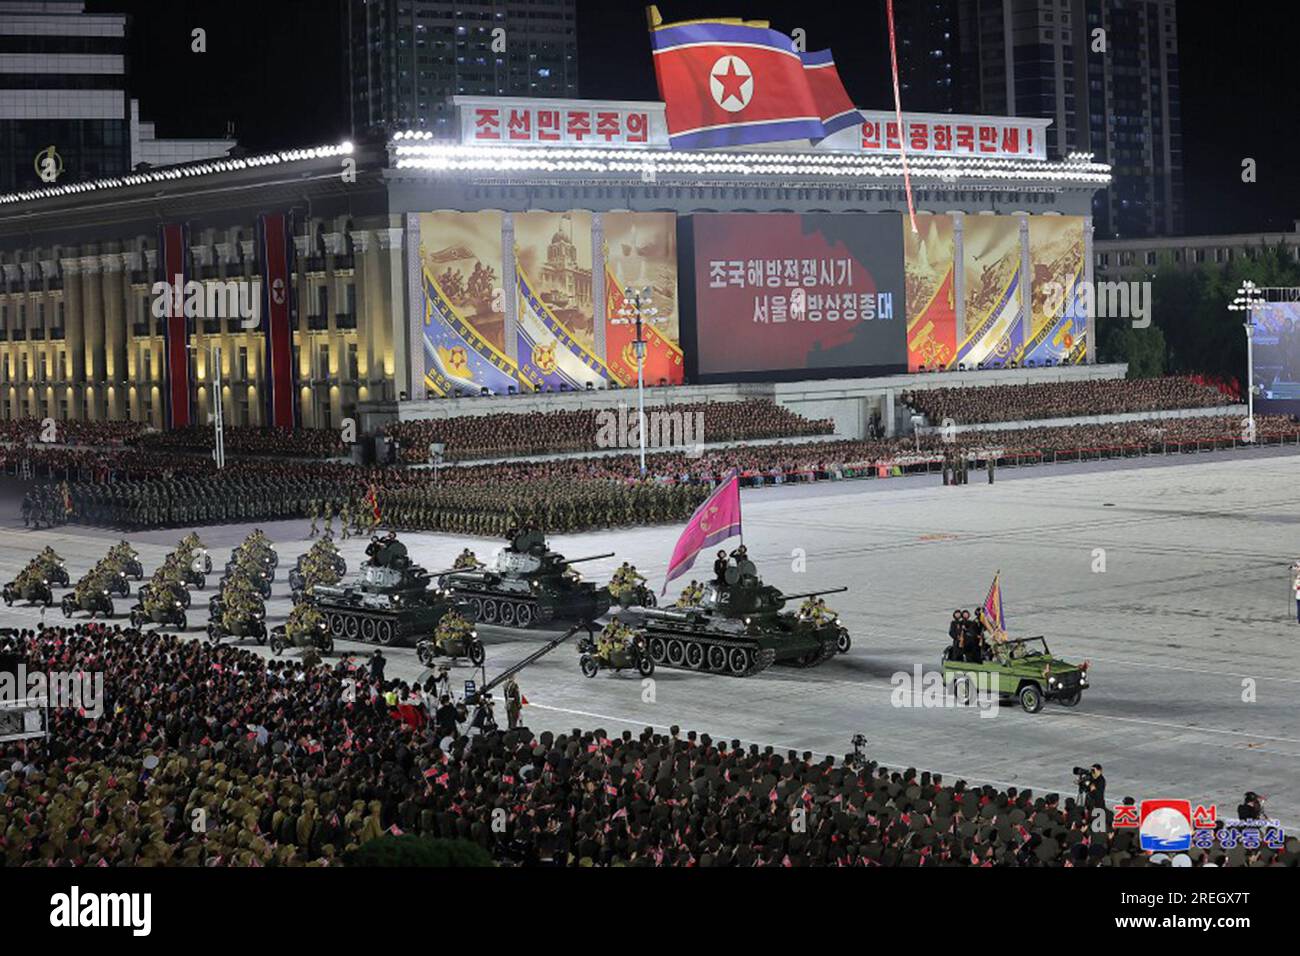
[439,529,613,628]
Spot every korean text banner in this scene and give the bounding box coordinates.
[904,214,957,371]
[1023,216,1087,365]
[959,215,1023,367]
[418,211,519,396]
[604,211,683,386]
[687,213,907,380]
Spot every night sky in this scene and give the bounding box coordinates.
[83,0,1300,236]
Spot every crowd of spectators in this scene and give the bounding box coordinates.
[383,400,834,463]
[903,376,1235,426]
[129,426,345,459]
[0,418,147,447]
[1,623,1287,867]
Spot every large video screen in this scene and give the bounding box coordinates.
[1252,302,1300,414]
[682,213,907,381]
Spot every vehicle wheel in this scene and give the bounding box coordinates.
[207,624,220,645]
[706,645,727,671]
[482,600,499,624]
[637,655,655,677]
[270,634,285,656]
[665,639,686,666]
[515,603,534,628]
[344,616,359,640]
[376,620,395,645]
[728,647,750,675]
[836,629,851,654]
[468,640,485,667]
[130,610,142,628]
[61,598,72,618]
[952,675,973,706]
[1058,688,1082,707]
[580,655,599,678]
[178,613,188,631]
[684,642,704,669]
[320,636,334,656]
[1019,683,1044,714]
[361,617,376,642]
[471,597,484,619]
[502,602,520,627]
[647,637,666,663]
[328,613,345,637]
[417,643,433,667]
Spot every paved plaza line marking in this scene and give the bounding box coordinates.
[524,701,1073,797]
[1074,654,1300,685]
[1036,709,1300,745]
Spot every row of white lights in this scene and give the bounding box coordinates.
[391,144,1112,185]
[0,143,355,208]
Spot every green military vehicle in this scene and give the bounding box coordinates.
[941,636,1089,713]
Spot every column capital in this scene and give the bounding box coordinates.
[376,228,404,251]
[350,230,371,254]
[60,257,82,275]
[77,255,102,275]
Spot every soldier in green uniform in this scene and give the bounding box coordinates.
[340,501,352,541]
[503,676,522,730]
[452,548,482,570]
[433,610,473,657]
[308,500,320,538]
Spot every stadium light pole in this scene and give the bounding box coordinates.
[615,286,660,477]
[189,342,225,469]
[1229,280,1266,443]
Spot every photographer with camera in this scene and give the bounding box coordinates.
[1074,763,1106,811]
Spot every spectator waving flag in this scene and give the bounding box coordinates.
[662,469,742,594]
[983,571,1007,640]
[648,6,863,149]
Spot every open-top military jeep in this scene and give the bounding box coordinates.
[941,636,1088,713]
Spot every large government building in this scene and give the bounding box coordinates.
[0,95,1110,430]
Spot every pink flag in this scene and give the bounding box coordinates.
[662,470,742,594]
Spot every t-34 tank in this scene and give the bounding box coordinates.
[438,528,613,628]
[311,532,467,646]
[628,559,849,677]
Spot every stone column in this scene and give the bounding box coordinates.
[102,250,126,418]
[352,229,377,404]
[78,253,103,419]
[377,225,407,400]
[1084,216,1096,364]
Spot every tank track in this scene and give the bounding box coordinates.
[643,628,777,677]
[456,591,548,629]
[318,607,429,647]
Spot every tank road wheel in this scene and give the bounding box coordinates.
[706,645,727,672]
[468,640,485,667]
[1018,683,1044,714]
[376,620,396,645]
[637,654,655,677]
[328,613,345,637]
[482,600,499,624]
[665,639,686,667]
[727,647,750,676]
[836,629,851,654]
[514,603,534,628]
[684,642,704,669]
[647,637,666,663]
[499,602,516,627]
[471,597,484,619]
[344,616,359,641]
[580,655,599,678]
[361,617,377,642]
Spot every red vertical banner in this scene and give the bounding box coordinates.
[158,223,193,429]
[258,212,297,429]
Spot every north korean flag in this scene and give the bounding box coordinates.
[801,50,865,137]
[649,6,826,149]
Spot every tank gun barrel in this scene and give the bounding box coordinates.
[562,552,616,565]
[780,586,849,603]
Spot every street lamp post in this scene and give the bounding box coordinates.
[190,342,225,468]
[614,286,660,477]
[1229,280,1266,444]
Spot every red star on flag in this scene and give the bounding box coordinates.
[713,59,749,106]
